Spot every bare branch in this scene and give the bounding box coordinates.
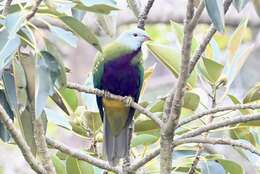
[33,119,56,174]
[26,0,44,20]
[177,103,260,128]
[178,113,260,139]
[0,104,46,174]
[46,137,120,173]
[2,0,13,16]
[67,82,162,127]
[137,0,155,29]
[188,0,233,74]
[173,137,260,156]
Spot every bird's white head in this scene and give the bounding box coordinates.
[117,28,151,51]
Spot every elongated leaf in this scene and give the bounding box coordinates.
[71,8,86,21]
[135,117,160,134]
[82,110,102,133]
[59,16,102,51]
[58,88,78,112]
[49,25,78,48]
[253,0,260,18]
[205,0,225,32]
[0,29,20,73]
[183,91,200,111]
[243,83,260,103]
[44,108,71,130]
[52,155,67,174]
[0,90,14,142]
[131,134,158,147]
[233,0,250,12]
[5,11,26,37]
[76,0,118,14]
[230,127,256,146]
[228,94,251,115]
[217,159,244,174]
[66,156,94,174]
[147,43,197,88]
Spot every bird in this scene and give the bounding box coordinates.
[93,28,150,165]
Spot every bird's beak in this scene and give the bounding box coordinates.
[144,35,152,41]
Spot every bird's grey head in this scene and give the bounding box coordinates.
[117,28,151,50]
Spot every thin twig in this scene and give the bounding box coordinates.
[177,103,260,128]
[26,0,44,20]
[137,0,155,29]
[46,137,120,173]
[2,0,13,16]
[33,119,56,174]
[188,0,233,74]
[0,104,46,174]
[67,82,163,127]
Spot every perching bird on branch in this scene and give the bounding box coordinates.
[93,28,150,165]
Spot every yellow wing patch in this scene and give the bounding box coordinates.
[103,98,125,108]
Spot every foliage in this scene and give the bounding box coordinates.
[0,0,259,174]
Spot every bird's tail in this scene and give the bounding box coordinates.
[103,115,130,166]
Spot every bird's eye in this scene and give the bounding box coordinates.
[133,33,138,37]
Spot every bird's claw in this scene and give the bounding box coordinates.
[103,90,110,98]
[123,96,133,107]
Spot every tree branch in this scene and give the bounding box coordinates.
[188,0,233,74]
[1,0,13,16]
[26,0,44,20]
[178,113,260,139]
[0,104,46,174]
[67,82,162,127]
[177,103,260,128]
[46,137,120,173]
[33,119,56,174]
[137,0,155,29]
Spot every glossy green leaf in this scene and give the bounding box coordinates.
[52,155,67,174]
[76,0,118,14]
[66,156,94,174]
[135,117,160,133]
[59,16,102,51]
[147,43,197,88]
[149,100,164,113]
[49,25,78,48]
[243,83,260,103]
[44,108,71,130]
[183,91,200,111]
[131,134,159,147]
[230,127,256,146]
[0,29,20,72]
[233,0,250,12]
[205,0,225,32]
[200,57,224,84]
[217,159,244,174]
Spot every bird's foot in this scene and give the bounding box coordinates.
[103,90,110,98]
[123,96,133,107]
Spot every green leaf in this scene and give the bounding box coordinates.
[4,11,26,37]
[0,90,14,142]
[36,51,66,118]
[147,43,197,88]
[49,25,78,48]
[13,58,28,113]
[59,16,102,51]
[243,83,260,103]
[226,19,248,63]
[44,108,71,130]
[135,117,160,134]
[0,29,20,72]
[199,57,224,84]
[233,0,250,12]
[228,94,251,115]
[217,159,244,174]
[183,91,200,111]
[52,155,67,174]
[71,8,86,21]
[76,0,118,14]
[131,134,159,147]
[82,110,102,133]
[66,156,94,174]
[58,88,78,112]
[149,100,164,113]
[230,127,256,146]
[204,0,225,32]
